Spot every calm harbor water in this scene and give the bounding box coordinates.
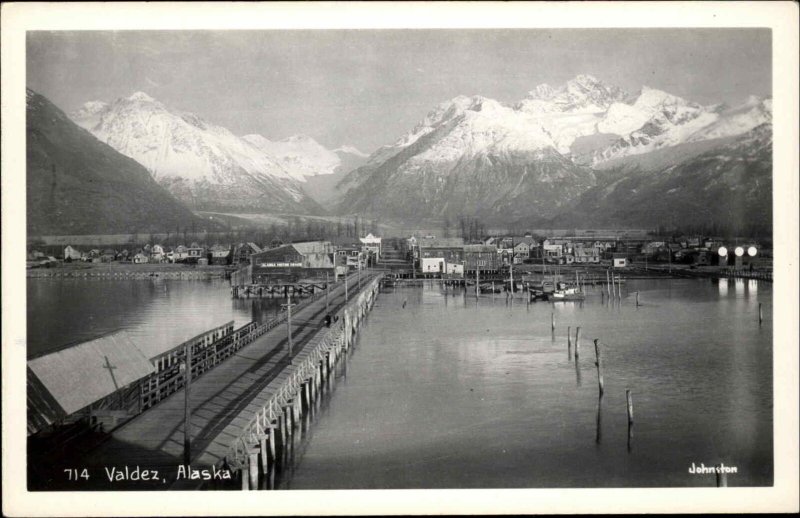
[279,278,772,488]
[26,278,283,359]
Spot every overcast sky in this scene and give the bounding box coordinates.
[27,29,771,154]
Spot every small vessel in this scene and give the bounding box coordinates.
[548,282,585,302]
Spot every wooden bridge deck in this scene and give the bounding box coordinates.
[74,273,373,489]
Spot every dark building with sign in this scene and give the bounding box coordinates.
[249,241,335,284]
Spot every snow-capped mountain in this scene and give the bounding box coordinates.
[71,92,323,215]
[553,123,772,234]
[242,134,367,181]
[27,89,204,235]
[336,74,771,226]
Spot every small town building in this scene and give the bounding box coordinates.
[186,246,205,264]
[133,253,149,264]
[27,331,155,435]
[64,245,82,261]
[573,245,601,264]
[208,244,231,265]
[359,233,382,259]
[612,253,628,268]
[418,237,465,275]
[151,244,165,262]
[464,245,500,274]
[232,242,262,266]
[173,245,189,262]
[250,241,335,284]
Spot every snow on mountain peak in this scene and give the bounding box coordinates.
[244,133,342,180]
[335,145,368,158]
[128,91,156,102]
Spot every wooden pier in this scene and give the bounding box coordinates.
[231,282,328,299]
[39,272,380,490]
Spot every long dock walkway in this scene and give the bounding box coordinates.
[71,273,375,490]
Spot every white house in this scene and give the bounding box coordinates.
[64,245,82,260]
[133,253,149,264]
[151,244,165,262]
[421,257,445,274]
[359,233,382,259]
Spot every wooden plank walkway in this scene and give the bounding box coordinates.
[75,273,373,489]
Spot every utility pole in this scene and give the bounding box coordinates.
[509,237,514,294]
[281,293,296,362]
[183,343,193,465]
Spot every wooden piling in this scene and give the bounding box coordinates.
[626,389,634,452]
[248,450,259,489]
[636,291,640,307]
[551,312,555,331]
[593,339,604,396]
[626,389,633,425]
[575,326,581,358]
[595,396,602,444]
[567,326,572,358]
[759,303,763,325]
[259,435,269,474]
[268,426,276,461]
[240,468,248,490]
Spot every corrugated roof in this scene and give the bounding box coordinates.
[292,241,331,254]
[419,237,464,248]
[27,331,154,416]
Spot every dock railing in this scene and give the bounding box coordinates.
[139,285,329,410]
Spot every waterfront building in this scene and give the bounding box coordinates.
[612,253,628,268]
[186,245,205,264]
[63,245,82,261]
[209,244,231,265]
[250,241,335,284]
[573,245,601,263]
[418,237,465,275]
[133,252,149,264]
[359,233,382,259]
[27,331,155,434]
[173,245,188,262]
[232,242,262,266]
[151,244,165,262]
[464,244,499,274]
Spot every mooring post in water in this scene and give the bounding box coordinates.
[325,273,329,311]
[618,276,623,299]
[716,465,728,487]
[575,326,581,358]
[595,396,602,444]
[551,312,555,331]
[626,389,634,451]
[567,326,572,358]
[636,291,640,307]
[606,270,611,297]
[759,302,763,325]
[593,339,604,396]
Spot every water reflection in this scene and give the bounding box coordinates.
[278,279,772,489]
[28,278,291,358]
